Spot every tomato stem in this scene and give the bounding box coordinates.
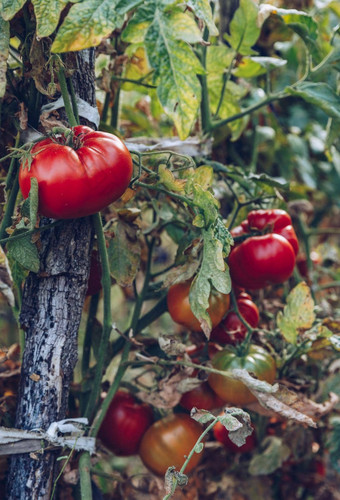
[84,213,113,421]
[57,66,78,128]
[78,452,92,500]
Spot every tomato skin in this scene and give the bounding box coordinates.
[167,281,230,332]
[139,413,203,476]
[229,209,298,289]
[210,298,259,345]
[98,391,154,456]
[213,420,256,453]
[19,126,133,219]
[180,382,224,411]
[208,345,276,405]
[86,250,102,296]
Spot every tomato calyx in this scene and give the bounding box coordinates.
[49,127,84,150]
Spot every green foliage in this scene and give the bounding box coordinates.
[0,17,9,98]
[224,0,260,56]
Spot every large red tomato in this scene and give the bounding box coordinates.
[208,345,276,405]
[139,413,203,475]
[98,391,154,456]
[229,209,299,289]
[167,281,230,332]
[210,297,259,345]
[19,126,133,219]
[213,420,256,453]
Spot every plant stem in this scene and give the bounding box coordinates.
[79,452,93,500]
[82,293,100,380]
[66,77,80,124]
[58,67,77,127]
[134,181,196,208]
[84,214,112,420]
[198,24,212,133]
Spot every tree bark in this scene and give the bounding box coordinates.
[7,49,97,500]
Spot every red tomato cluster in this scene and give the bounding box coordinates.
[19,126,133,219]
[229,209,299,289]
[211,293,259,345]
[98,391,154,456]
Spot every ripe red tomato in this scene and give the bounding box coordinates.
[208,345,276,405]
[210,297,259,345]
[229,209,299,289]
[213,420,256,453]
[19,126,133,219]
[98,390,154,456]
[86,250,102,296]
[167,281,230,332]
[180,381,224,411]
[139,413,203,475]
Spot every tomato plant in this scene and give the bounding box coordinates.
[167,281,230,332]
[19,126,133,219]
[210,297,259,345]
[98,391,154,456]
[208,345,276,405]
[139,413,203,475]
[229,210,299,289]
[213,420,256,453]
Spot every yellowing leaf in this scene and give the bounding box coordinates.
[186,0,219,36]
[32,0,69,38]
[277,282,315,344]
[158,164,186,192]
[51,0,124,53]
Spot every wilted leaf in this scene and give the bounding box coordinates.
[0,18,9,98]
[52,0,125,53]
[277,282,315,344]
[108,220,141,286]
[224,0,260,56]
[218,407,253,447]
[158,336,187,357]
[286,82,340,120]
[249,436,290,475]
[190,408,215,424]
[0,0,26,20]
[186,0,219,36]
[158,164,186,193]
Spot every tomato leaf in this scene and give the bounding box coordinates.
[249,436,291,475]
[286,82,340,120]
[185,0,219,36]
[189,227,231,336]
[51,0,125,53]
[158,164,186,193]
[0,0,26,20]
[123,1,204,139]
[108,220,141,287]
[7,230,40,273]
[277,282,315,344]
[0,18,9,98]
[32,0,69,38]
[224,0,260,56]
[190,408,215,424]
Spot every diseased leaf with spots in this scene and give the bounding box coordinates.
[224,0,260,56]
[277,282,315,344]
[186,0,219,36]
[158,164,186,192]
[108,220,141,286]
[121,1,155,43]
[51,0,124,53]
[0,17,9,98]
[0,0,26,20]
[32,0,69,38]
[218,408,253,447]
